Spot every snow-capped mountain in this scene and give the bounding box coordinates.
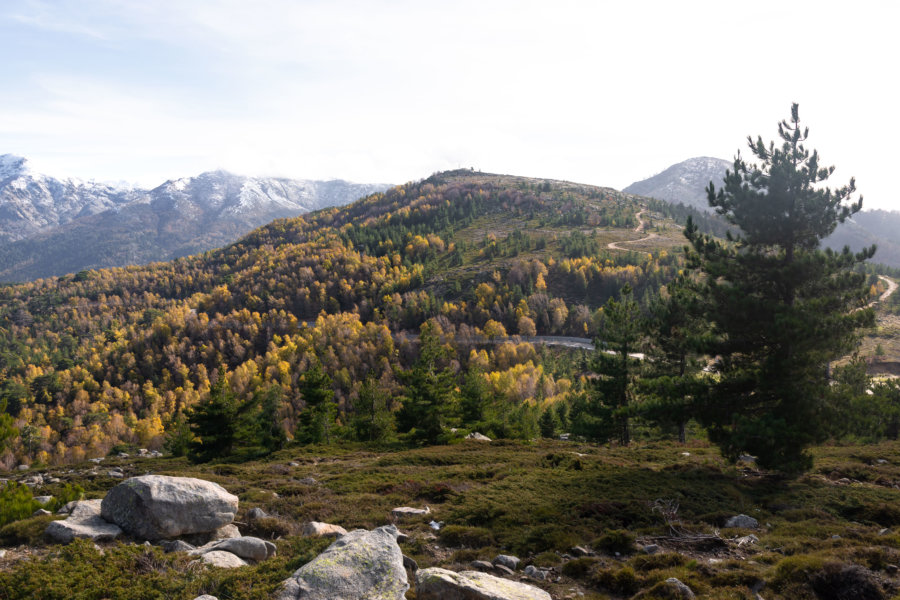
[0,155,390,281]
[623,157,731,213]
[0,154,143,242]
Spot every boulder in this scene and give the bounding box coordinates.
[724,514,759,529]
[275,525,408,600]
[391,506,430,519]
[416,568,552,600]
[302,521,348,538]
[45,499,123,544]
[524,565,546,580]
[493,554,520,571]
[466,432,492,441]
[246,507,268,520]
[662,578,696,599]
[197,550,248,568]
[192,536,276,562]
[101,475,238,540]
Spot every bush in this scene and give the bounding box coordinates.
[0,482,40,528]
[438,525,495,548]
[560,557,600,578]
[591,566,639,595]
[630,552,686,572]
[0,514,58,546]
[594,529,636,554]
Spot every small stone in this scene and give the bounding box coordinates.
[160,540,196,553]
[288,462,300,467]
[524,565,547,580]
[570,546,590,557]
[416,569,551,600]
[429,520,443,530]
[89,458,104,464]
[494,564,515,576]
[831,534,841,540]
[886,564,899,574]
[877,459,889,464]
[642,544,660,554]
[32,508,52,517]
[17,464,29,471]
[0,549,5,558]
[194,596,219,600]
[108,470,125,479]
[396,531,410,543]
[197,550,249,568]
[117,452,129,458]
[465,432,492,441]
[302,521,347,538]
[664,577,696,599]
[680,452,691,456]
[247,507,268,520]
[471,560,494,571]
[724,514,759,529]
[879,528,891,536]
[736,534,759,546]
[493,554,520,571]
[297,477,318,485]
[34,495,53,505]
[391,506,431,519]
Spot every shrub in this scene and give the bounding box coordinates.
[809,562,885,600]
[0,482,40,528]
[594,529,636,554]
[438,525,495,548]
[630,552,686,572]
[591,566,639,595]
[560,557,601,578]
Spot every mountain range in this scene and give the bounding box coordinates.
[0,154,389,282]
[625,156,900,269]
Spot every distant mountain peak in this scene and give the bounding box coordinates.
[0,154,29,179]
[623,156,731,212]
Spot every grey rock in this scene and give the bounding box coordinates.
[396,531,410,543]
[724,514,758,529]
[34,495,53,505]
[466,432,492,441]
[403,554,418,572]
[288,462,300,467]
[736,534,759,546]
[246,507,268,520]
[275,525,408,600]
[493,554,520,571]
[45,499,122,544]
[416,568,552,600]
[524,565,546,580]
[32,508,52,517]
[101,475,238,540]
[197,550,248,568]
[471,560,495,571]
[302,521,348,538]
[193,596,219,600]
[17,464,29,471]
[494,564,515,577]
[160,539,196,553]
[108,470,125,479]
[569,545,589,557]
[391,506,430,519]
[642,544,660,554]
[182,523,241,546]
[297,477,318,485]
[193,536,276,562]
[662,577,695,599]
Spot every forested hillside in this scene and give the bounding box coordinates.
[0,170,687,467]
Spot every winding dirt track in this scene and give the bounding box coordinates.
[606,209,658,253]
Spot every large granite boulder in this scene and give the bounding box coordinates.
[416,568,551,600]
[45,499,123,544]
[275,525,408,600]
[100,475,238,540]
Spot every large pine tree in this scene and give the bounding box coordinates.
[686,104,875,472]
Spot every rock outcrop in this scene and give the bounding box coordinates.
[100,475,238,540]
[44,499,123,544]
[416,568,551,600]
[275,525,408,600]
[724,514,759,529]
[191,536,276,563]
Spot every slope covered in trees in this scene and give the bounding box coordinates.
[0,170,690,466]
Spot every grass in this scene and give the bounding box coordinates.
[3,439,900,598]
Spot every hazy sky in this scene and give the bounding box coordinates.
[1,1,897,209]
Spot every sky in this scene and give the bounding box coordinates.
[1,1,898,210]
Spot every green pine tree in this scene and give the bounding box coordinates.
[396,322,457,446]
[188,371,238,463]
[295,362,337,445]
[640,276,708,443]
[686,103,875,472]
[350,376,394,443]
[592,284,644,446]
